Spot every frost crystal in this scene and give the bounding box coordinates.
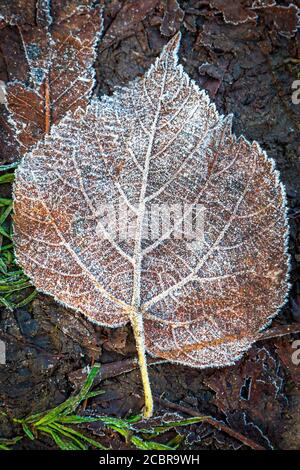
[6,3,102,153]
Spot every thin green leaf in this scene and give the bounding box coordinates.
[0,198,12,206]
[35,364,101,426]
[0,258,7,274]
[0,443,10,450]
[166,434,184,448]
[150,416,208,435]
[126,414,143,423]
[50,422,107,450]
[0,282,32,293]
[0,204,13,226]
[1,243,13,251]
[0,162,19,171]
[85,389,105,399]
[59,415,103,424]
[22,423,35,440]
[0,296,14,310]
[48,423,88,450]
[130,435,174,450]
[0,436,22,450]
[0,173,14,184]
[109,426,131,439]
[93,416,134,430]
[14,289,37,308]
[0,226,11,239]
[39,426,82,450]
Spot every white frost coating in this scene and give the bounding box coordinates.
[208,1,257,26]
[5,3,103,153]
[278,4,300,39]
[13,33,290,373]
[0,80,6,104]
[251,1,276,8]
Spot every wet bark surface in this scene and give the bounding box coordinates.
[0,0,300,449]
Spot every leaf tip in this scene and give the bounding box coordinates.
[168,30,181,50]
[160,31,182,66]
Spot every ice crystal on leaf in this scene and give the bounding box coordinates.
[5,1,102,154]
[13,33,289,418]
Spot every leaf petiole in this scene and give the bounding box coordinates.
[131,311,154,419]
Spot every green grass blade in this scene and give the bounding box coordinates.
[39,426,82,450]
[0,204,13,226]
[0,258,7,274]
[14,289,37,308]
[50,422,107,450]
[0,225,11,239]
[0,443,10,450]
[167,434,184,448]
[1,243,13,251]
[34,364,101,426]
[91,416,134,430]
[151,416,208,434]
[59,415,104,424]
[0,198,12,206]
[0,162,19,171]
[0,173,15,184]
[85,389,105,399]
[0,296,14,310]
[22,423,35,440]
[48,423,88,450]
[130,436,175,450]
[0,436,22,450]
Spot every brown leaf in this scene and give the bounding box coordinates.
[208,1,300,37]
[275,338,300,385]
[209,0,257,25]
[0,0,37,25]
[13,33,289,417]
[0,104,19,165]
[100,0,159,50]
[204,345,286,448]
[0,81,19,164]
[204,346,285,420]
[251,1,275,8]
[5,1,102,154]
[263,4,300,38]
[0,25,30,82]
[160,0,185,37]
[198,63,225,97]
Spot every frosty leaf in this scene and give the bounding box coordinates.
[204,346,284,426]
[204,346,286,447]
[13,33,289,417]
[5,1,102,153]
[160,0,185,37]
[208,0,257,25]
[99,0,159,50]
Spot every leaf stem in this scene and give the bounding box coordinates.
[131,311,153,419]
[130,54,169,419]
[44,75,50,134]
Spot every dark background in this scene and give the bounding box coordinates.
[0,0,299,450]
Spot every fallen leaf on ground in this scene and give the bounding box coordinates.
[4,1,102,154]
[13,33,289,417]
